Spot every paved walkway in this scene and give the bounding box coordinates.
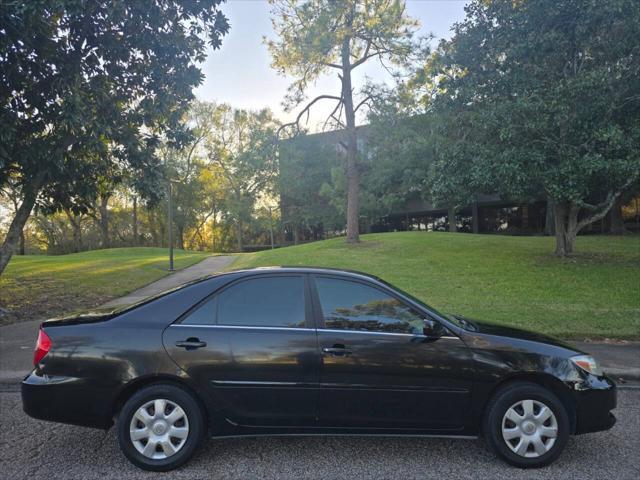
[0,255,234,382]
[101,255,234,307]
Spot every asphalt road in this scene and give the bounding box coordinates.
[1,389,638,480]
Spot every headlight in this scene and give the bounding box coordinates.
[571,355,603,376]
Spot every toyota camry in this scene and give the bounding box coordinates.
[22,267,616,471]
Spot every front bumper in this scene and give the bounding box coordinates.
[22,370,113,429]
[572,374,617,434]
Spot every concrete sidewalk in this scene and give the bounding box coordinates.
[101,255,235,308]
[569,341,640,383]
[0,255,235,383]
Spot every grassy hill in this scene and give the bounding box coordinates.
[2,234,638,338]
[0,248,209,324]
[231,232,640,339]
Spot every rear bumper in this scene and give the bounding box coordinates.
[573,374,617,434]
[22,370,113,429]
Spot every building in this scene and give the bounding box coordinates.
[279,126,638,242]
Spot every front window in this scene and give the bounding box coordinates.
[314,277,424,335]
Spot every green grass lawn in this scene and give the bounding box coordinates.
[230,232,640,339]
[0,247,210,324]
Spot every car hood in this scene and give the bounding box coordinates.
[454,316,582,352]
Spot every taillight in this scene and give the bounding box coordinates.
[34,327,52,366]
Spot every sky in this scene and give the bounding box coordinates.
[195,0,468,131]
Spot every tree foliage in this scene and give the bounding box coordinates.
[279,133,345,238]
[417,0,640,255]
[205,105,280,251]
[267,0,423,242]
[0,0,229,273]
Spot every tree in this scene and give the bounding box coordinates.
[266,0,422,243]
[279,133,344,241]
[194,162,228,252]
[205,105,279,251]
[63,208,85,253]
[0,0,229,274]
[0,178,27,254]
[420,0,640,255]
[365,89,450,230]
[160,101,218,252]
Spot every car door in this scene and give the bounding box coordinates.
[311,274,473,430]
[163,274,320,427]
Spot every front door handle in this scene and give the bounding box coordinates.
[322,344,352,356]
[175,338,207,350]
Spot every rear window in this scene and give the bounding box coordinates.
[182,276,306,328]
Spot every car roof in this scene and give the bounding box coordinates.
[227,266,384,283]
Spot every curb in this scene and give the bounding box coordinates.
[603,368,640,382]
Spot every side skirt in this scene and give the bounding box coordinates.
[210,432,478,440]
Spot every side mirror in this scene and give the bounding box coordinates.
[423,318,444,339]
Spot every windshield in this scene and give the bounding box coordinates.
[380,280,477,331]
[379,280,445,316]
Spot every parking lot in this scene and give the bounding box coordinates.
[1,388,638,480]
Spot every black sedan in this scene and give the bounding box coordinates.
[22,267,616,471]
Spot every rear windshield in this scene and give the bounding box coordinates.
[112,275,216,314]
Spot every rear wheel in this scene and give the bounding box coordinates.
[117,384,205,471]
[483,382,569,468]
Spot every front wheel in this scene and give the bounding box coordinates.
[117,384,205,471]
[483,382,570,468]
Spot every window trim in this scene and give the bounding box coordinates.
[309,274,429,335]
[171,324,316,332]
[177,273,313,329]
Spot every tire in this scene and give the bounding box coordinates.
[117,383,205,471]
[483,382,570,468]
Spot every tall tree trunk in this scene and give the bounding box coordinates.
[132,196,138,245]
[234,189,244,252]
[96,194,110,249]
[177,226,185,251]
[553,202,577,256]
[609,196,625,235]
[0,179,41,275]
[448,206,457,232]
[544,196,555,236]
[553,192,622,256]
[64,209,82,253]
[72,222,81,253]
[148,207,159,247]
[159,211,166,248]
[211,206,217,253]
[236,219,243,252]
[220,226,228,252]
[342,35,359,243]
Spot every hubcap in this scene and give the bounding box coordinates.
[152,421,167,435]
[129,399,189,460]
[501,399,558,458]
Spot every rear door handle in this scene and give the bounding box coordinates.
[175,338,207,350]
[322,344,352,356]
